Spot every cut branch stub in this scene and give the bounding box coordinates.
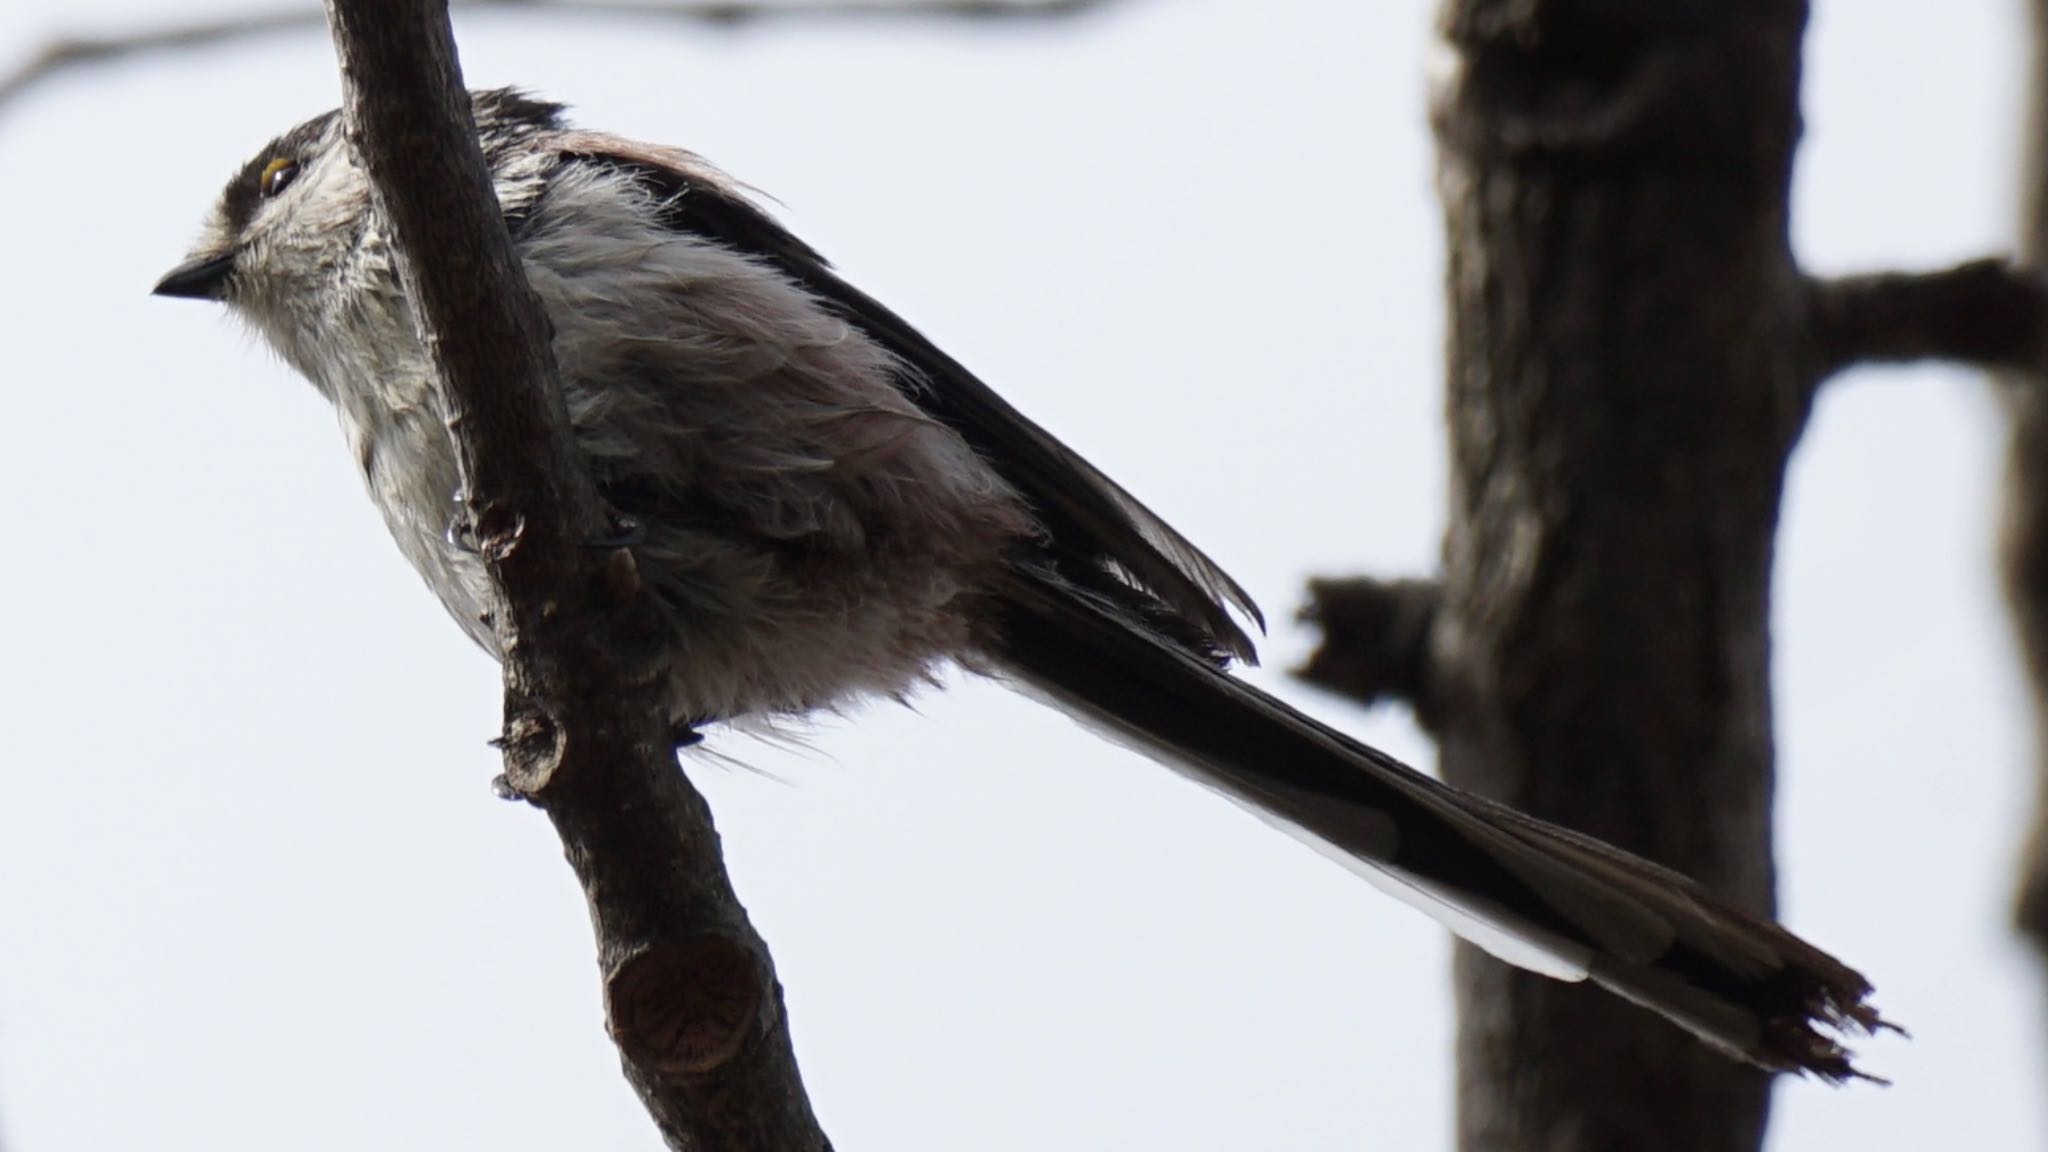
[1295,576,1443,727]
[609,935,771,1081]
[495,704,565,798]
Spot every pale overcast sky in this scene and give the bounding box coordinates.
[0,1,2041,1149]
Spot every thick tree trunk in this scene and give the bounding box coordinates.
[1429,3,1808,1148]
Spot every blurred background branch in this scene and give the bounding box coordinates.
[1810,260,2048,380]
[2004,0,2048,1035]
[0,0,1124,112]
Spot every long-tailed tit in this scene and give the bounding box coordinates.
[155,89,1886,1078]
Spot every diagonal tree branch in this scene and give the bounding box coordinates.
[0,0,1127,114]
[1808,259,2048,382]
[321,1,826,1148]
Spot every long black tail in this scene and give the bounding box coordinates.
[986,570,1890,1081]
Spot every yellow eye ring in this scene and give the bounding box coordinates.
[259,157,299,198]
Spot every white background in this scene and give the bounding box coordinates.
[0,1,2039,1148]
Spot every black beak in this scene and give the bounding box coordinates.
[152,252,235,301]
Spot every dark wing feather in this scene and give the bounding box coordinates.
[550,132,1264,666]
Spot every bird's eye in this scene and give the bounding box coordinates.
[259,157,299,198]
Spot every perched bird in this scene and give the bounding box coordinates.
[155,88,1886,1079]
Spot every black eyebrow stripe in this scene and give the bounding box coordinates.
[219,110,341,237]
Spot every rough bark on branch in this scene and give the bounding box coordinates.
[321,2,827,1148]
[0,0,1123,113]
[1425,2,1813,1148]
[2006,0,2048,1007]
[1809,259,2048,380]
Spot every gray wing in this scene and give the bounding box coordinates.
[549,131,1264,667]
